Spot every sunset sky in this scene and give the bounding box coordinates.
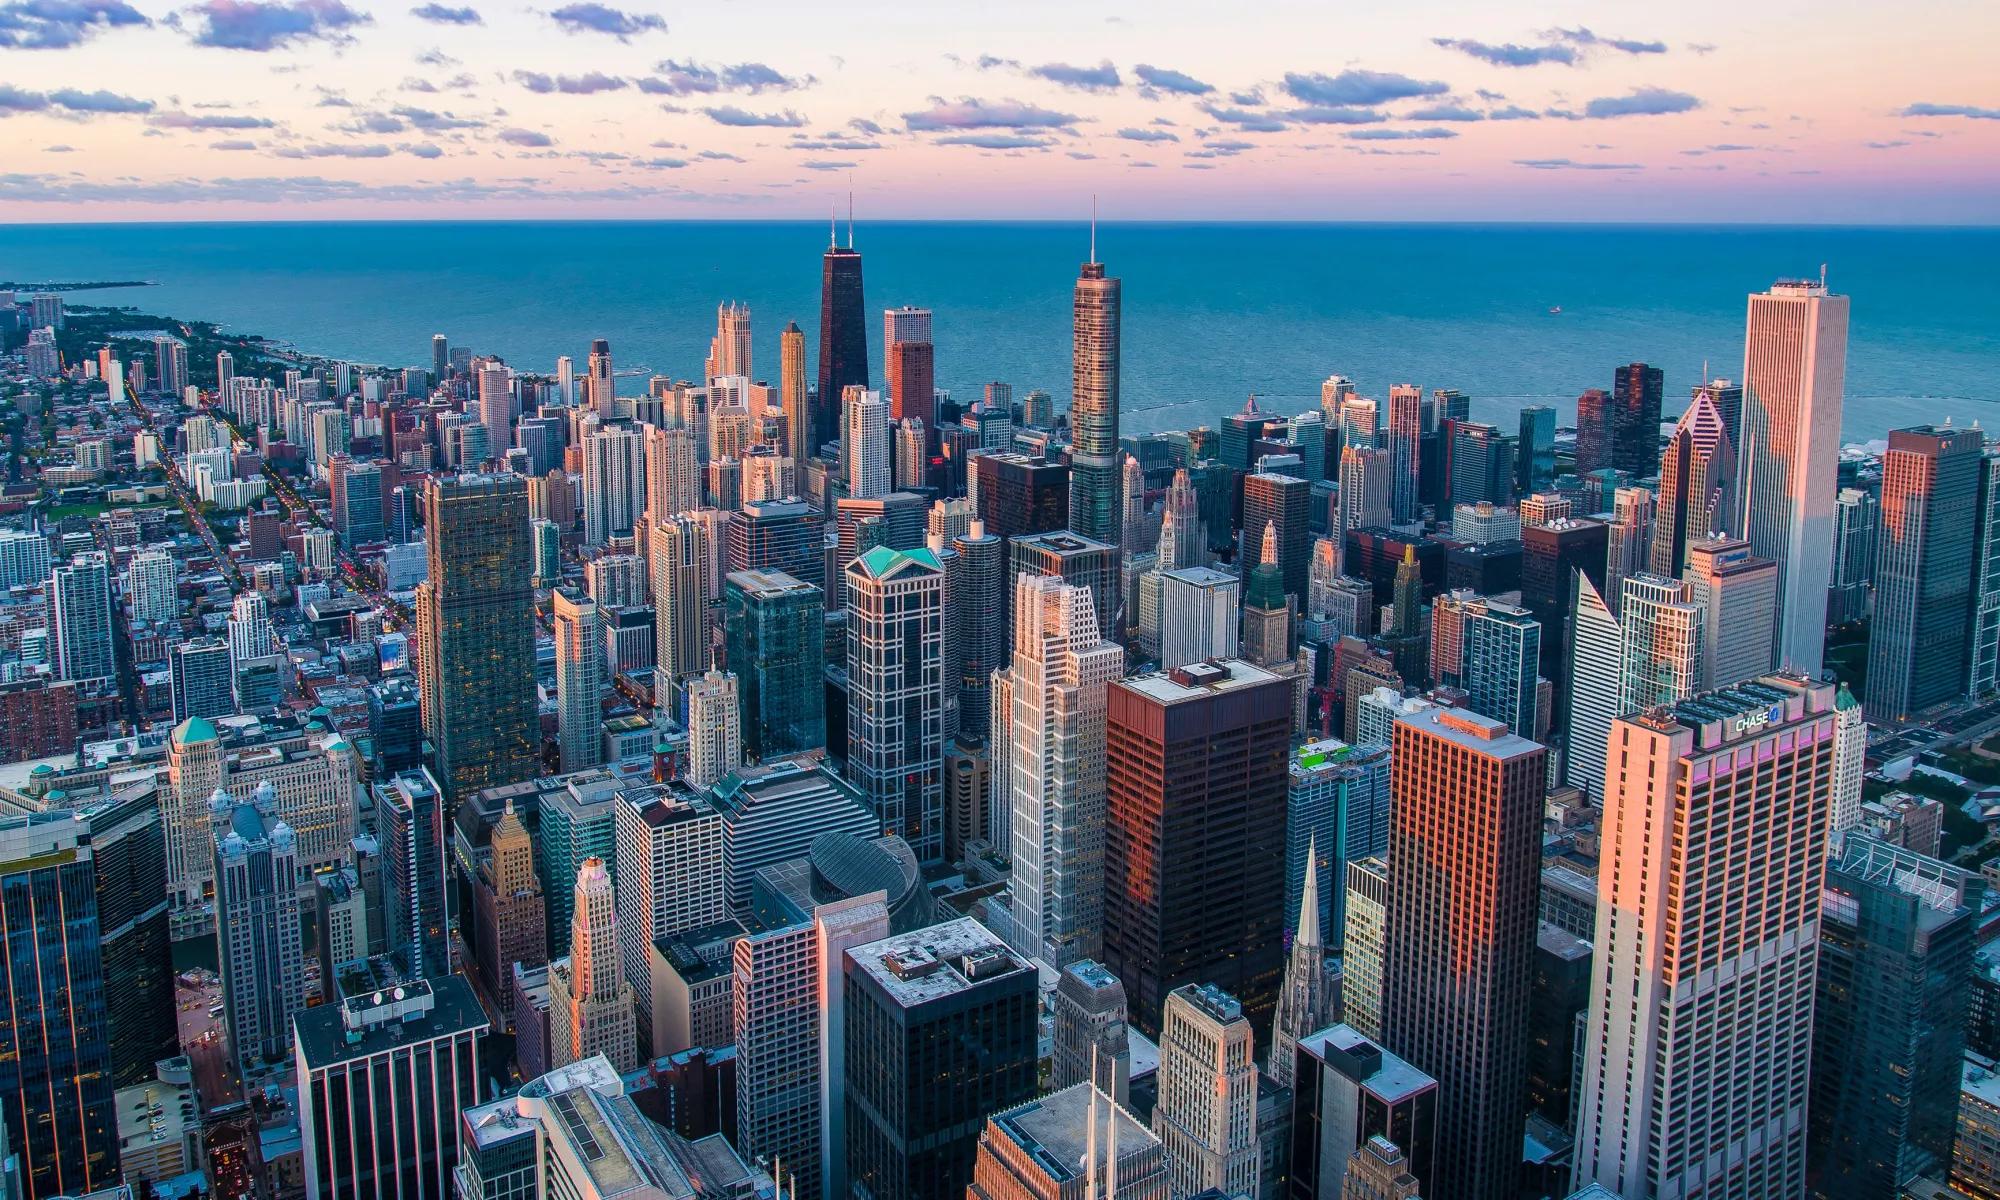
[0,0,1995,222]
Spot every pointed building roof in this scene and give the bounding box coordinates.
[1296,833,1322,950]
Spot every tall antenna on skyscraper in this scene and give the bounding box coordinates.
[829,200,836,250]
[847,183,855,249]
[1820,262,1828,289]
[1090,194,1098,263]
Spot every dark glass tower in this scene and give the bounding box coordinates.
[816,229,868,455]
[83,789,177,1087]
[1068,250,1122,545]
[722,568,826,761]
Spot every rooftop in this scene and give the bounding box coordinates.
[1299,1024,1436,1104]
[1394,705,1543,761]
[293,974,487,1071]
[989,1083,1156,1185]
[848,916,1031,1008]
[1120,657,1281,705]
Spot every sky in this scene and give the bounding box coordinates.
[0,0,1995,223]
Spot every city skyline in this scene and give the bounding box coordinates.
[0,1,1993,223]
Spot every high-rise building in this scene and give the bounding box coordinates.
[472,799,545,1026]
[586,338,614,415]
[1387,385,1423,523]
[1104,660,1291,1036]
[1867,425,1984,721]
[845,546,946,862]
[684,669,741,789]
[170,636,235,724]
[1463,602,1542,739]
[210,783,304,1074]
[1810,834,1984,1200]
[706,300,752,382]
[1051,960,1132,1104]
[375,767,448,978]
[780,320,810,463]
[722,569,825,762]
[1564,575,1621,802]
[1270,840,1337,1089]
[843,919,1038,1200]
[477,363,513,456]
[330,456,385,545]
[0,812,117,1200]
[1069,244,1122,545]
[1737,279,1849,675]
[1152,983,1259,1199]
[953,521,1007,733]
[154,335,188,396]
[79,789,176,1087]
[1342,856,1389,1040]
[816,226,868,453]
[1000,574,1121,968]
[1831,682,1866,835]
[295,977,486,1200]
[966,1080,1167,1200]
[1242,470,1312,602]
[1520,517,1607,703]
[1290,1026,1438,1200]
[547,857,638,1071]
[612,783,723,1053]
[644,423,700,524]
[552,588,605,772]
[1384,707,1545,1200]
[1829,486,1880,626]
[846,389,891,499]
[1650,391,1736,578]
[1517,404,1556,496]
[972,451,1070,540]
[1574,675,1837,1199]
[1602,486,1653,615]
[1285,739,1389,948]
[1611,362,1664,477]
[1342,1137,1424,1200]
[126,547,177,625]
[651,512,713,703]
[51,551,115,683]
[416,474,538,798]
[1615,573,1703,713]
[884,305,935,428]
[1445,419,1516,508]
[1158,566,1240,670]
[582,420,646,547]
[1681,535,1779,692]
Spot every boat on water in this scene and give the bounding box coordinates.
[1548,305,1563,315]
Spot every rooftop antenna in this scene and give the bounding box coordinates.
[1820,262,1828,289]
[1090,194,1098,263]
[847,182,855,249]
[828,201,836,251]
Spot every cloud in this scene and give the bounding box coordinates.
[1405,104,1484,122]
[1228,89,1264,106]
[408,1,476,20]
[800,159,855,170]
[392,104,483,129]
[1282,69,1448,107]
[1679,143,1754,155]
[0,0,150,48]
[177,0,371,50]
[149,109,275,128]
[1583,87,1700,118]
[935,132,1051,149]
[1286,106,1386,125]
[848,117,883,135]
[641,59,811,96]
[0,170,757,207]
[1345,127,1457,140]
[1430,37,1575,67]
[1515,157,1643,170]
[1487,105,1540,120]
[1865,140,1910,150]
[632,155,686,168]
[497,126,552,145]
[1186,138,1254,158]
[1900,102,2000,120]
[697,149,743,161]
[516,70,627,94]
[413,46,455,65]
[1028,60,1120,92]
[1197,102,1287,132]
[1115,126,1178,143]
[339,111,406,132]
[41,87,153,113]
[902,97,1078,131]
[274,141,392,157]
[402,141,442,157]
[43,143,73,151]
[788,136,880,151]
[208,138,257,149]
[545,1,662,38]
[701,105,805,127]
[1133,64,1212,96]
[1547,26,1668,55]
[400,77,436,92]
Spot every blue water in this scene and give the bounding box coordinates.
[2,221,1995,440]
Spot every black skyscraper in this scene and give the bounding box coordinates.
[1611,361,1664,478]
[816,229,868,454]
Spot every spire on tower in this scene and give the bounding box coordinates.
[1261,520,1278,568]
[847,187,855,249]
[1296,833,1322,950]
[1090,193,1097,264]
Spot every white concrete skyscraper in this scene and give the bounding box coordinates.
[50,551,114,683]
[845,389,891,499]
[844,546,946,863]
[1001,573,1122,968]
[581,419,645,547]
[127,549,178,626]
[644,423,700,522]
[684,669,742,790]
[552,588,605,772]
[1682,535,1778,692]
[477,362,513,455]
[1737,278,1849,675]
[547,857,637,1072]
[1339,444,1394,543]
[556,354,574,406]
[1069,236,1122,545]
[1152,984,1259,1199]
[651,513,712,703]
[1574,675,1836,1199]
[706,301,752,383]
[1616,573,1703,715]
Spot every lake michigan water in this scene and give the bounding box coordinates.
[1,220,1995,440]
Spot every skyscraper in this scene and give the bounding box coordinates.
[211,783,304,1074]
[1564,574,1621,802]
[612,784,723,1053]
[1341,858,1389,1041]
[1682,535,1778,691]
[1610,361,1664,477]
[80,789,176,1087]
[1242,470,1312,602]
[780,319,810,463]
[684,669,742,789]
[722,569,825,762]
[844,546,946,862]
[581,419,646,546]
[1387,384,1423,524]
[1068,240,1122,545]
[1104,660,1291,1036]
[1650,390,1736,578]
[1463,602,1542,739]
[1051,960,1132,1103]
[1384,707,1545,1200]
[967,1079,1167,1200]
[1270,840,1337,1089]
[0,812,117,1200]
[416,474,538,799]
[547,857,638,1071]
[375,767,448,979]
[706,300,752,382]
[552,588,605,771]
[472,799,545,1026]
[845,388,891,499]
[50,551,114,683]
[1339,444,1395,545]
[1738,278,1849,675]
[170,636,235,724]
[884,305,935,428]
[586,337,614,415]
[1152,983,1259,1199]
[1001,573,1122,967]
[1866,424,1984,721]
[651,512,713,703]
[1574,675,1836,1199]
[1810,834,1984,1200]
[1157,566,1239,670]
[1516,404,1556,495]
[1602,486,1653,615]
[645,422,700,523]
[1290,1025,1438,1200]
[817,223,868,452]
[1615,573,1703,714]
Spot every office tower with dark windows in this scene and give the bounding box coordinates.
[1650,390,1736,578]
[726,498,823,584]
[1446,420,1516,508]
[375,767,448,979]
[1866,425,1983,722]
[1575,675,1836,1200]
[51,551,115,683]
[884,305,935,430]
[1520,516,1607,700]
[973,451,1071,541]
[1104,660,1291,1037]
[1973,447,2000,696]
[1609,361,1664,477]
[81,788,175,1087]
[0,812,117,1200]
[845,547,946,862]
[1286,740,1389,948]
[723,569,826,762]
[1221,394,1269,472]
[1384,707,1544,1200]
[953,521,1006,733]
[170,636,235,724]
[817,227,868,452]
[472,800,545,1027]
[331,456,385,545]
[1517,404,1556,495]
[1810,834,1983,1200]
[844,918,1038,1200]
[1387,385,1423,523]
[1738,279,1849,675]
[1069,248,1123,545]
[1241,470,1312,602]
[416,473,538,799]
[1289,1025,1438,1200]
[552,588,605,772]
[586,337,614,415]
[1051,960,1132,1104]
[1008,530,1119,647]
[1463,602,1542,740]
[212,784,305,1075]
[295,976,486,1200]
[1830,486,1880,628]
